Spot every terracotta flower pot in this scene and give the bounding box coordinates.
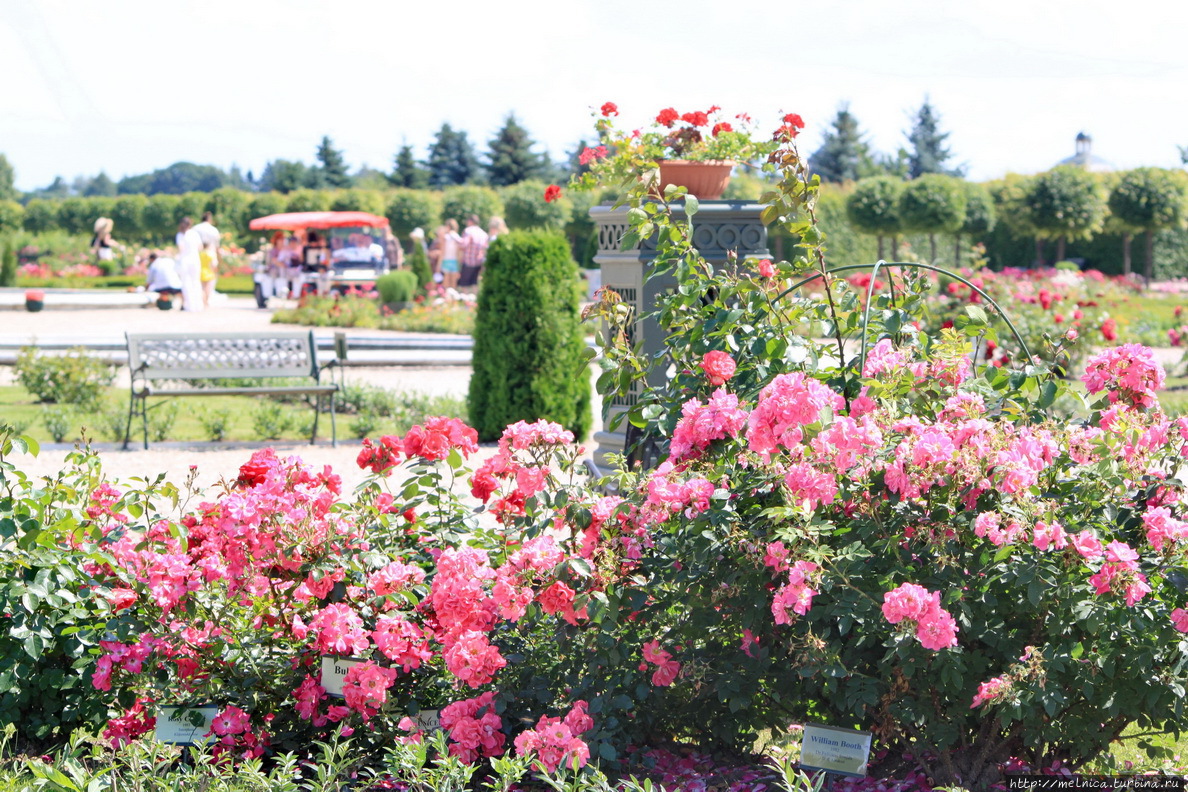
[656,160,735,200]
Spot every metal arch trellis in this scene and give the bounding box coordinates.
[775,259,1035,378]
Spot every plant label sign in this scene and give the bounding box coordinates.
[155,705,218,745]
[412,709,440,733]
[321,656,361,697]
[799,723,872,777]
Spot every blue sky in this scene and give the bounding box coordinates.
[2,0,1185,191]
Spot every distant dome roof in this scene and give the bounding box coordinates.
[1057,131,1114,172]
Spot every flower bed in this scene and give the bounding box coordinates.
[272,292,476,334]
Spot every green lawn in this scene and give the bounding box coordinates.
[1,385,324,445]
[2,382,467,446]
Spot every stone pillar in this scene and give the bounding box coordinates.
[588,201,770,477]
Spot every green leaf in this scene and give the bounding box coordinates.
[1037,380,1058,410]
[964,305,988,324]
[24,634,44,661]
[684,195,700,217]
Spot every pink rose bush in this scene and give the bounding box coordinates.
[42,418,607,766]
[577,122,1188,787]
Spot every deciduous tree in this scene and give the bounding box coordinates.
[1025,166,1106,263]
[846,176,903,260]
[1108,167,1188,282]
[897,173,967,263]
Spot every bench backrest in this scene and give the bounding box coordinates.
[126,331,320,380]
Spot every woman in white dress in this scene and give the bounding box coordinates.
[175,217,204,312]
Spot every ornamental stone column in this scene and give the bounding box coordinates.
[588,201,770,478]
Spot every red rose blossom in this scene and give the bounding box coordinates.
[544,185,562,203]
[700,351,737,387]
[656,108,679,128]
[237,448,279,487]
[757,258,775,278]
[600,102,618,117]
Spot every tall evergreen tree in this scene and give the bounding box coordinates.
[485,114,548,187]
[905,99,965,179]
[390,144,429,190]
[314,135,352,188]
[426,123,482,188]
[808,104,873,183]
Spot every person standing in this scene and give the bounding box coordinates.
[438,219,464,291]
[176,217,204,312]
[91,217,123,267]
[382,227,404,270]
[193,211,220,308]
[458,214,489,290]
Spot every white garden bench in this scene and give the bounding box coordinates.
[123,331,338,450]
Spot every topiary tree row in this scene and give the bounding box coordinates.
[844,167,1188,275]
[468,230,591,443]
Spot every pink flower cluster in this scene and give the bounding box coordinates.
[401,416,480,462]
[1088,541,1151,606]
[342,661,397,721]
[470,419,574,521]
[771,560,820,625]
[881,582,959,651]
[1143,506,1188,552]
[644,462,715,522]
[440,692,505,763]
[747,372,844,459]
[642,639,682,686]
[1081,343,1166,409]
[103,698,156,748]
[513,701,594,773]
[669,388,749,462]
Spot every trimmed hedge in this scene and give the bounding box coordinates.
[468,230,591,442]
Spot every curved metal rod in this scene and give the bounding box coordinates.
[778,261,1034,369]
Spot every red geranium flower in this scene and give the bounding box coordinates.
[544,185,562,203]
[600,101,618,117]
[656,108,679,128]
[680,111,709,127]
[711,122,733,137]
[783,113,806,129]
